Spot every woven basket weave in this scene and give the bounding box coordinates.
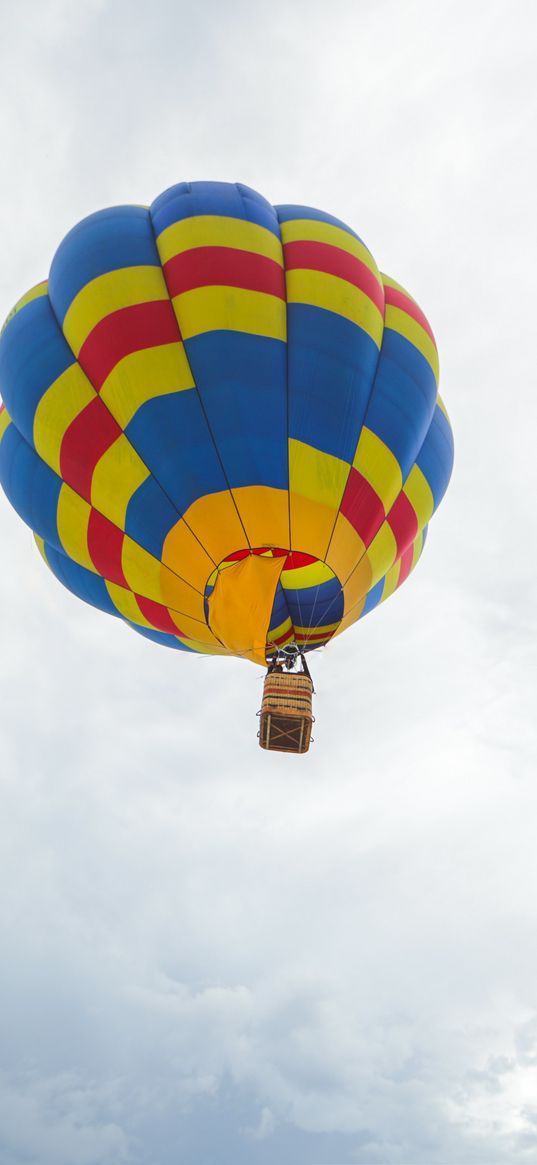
[259,672,313,753]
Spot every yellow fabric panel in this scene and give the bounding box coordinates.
[289,439,348,510]
[282,559,335,590]
[15,281,48,308]
[158,567,209,623]
[1,281,48,334]
[0,406,11,442]
[365,521,398,587]
[437,392,450,420]
[33,364,95,474]
[381,559,401,602]
[381,274,406,294]
[179,638,232,657]
[104,583,221,651]
[337,524,427,630]
[403,464,434,530]
[411,529,425,569]
[342,556,373,613]
[90,435,149,530]
[56,486,94,571]
[231,485,289,551]
[100,342,194,429]
[353,426,402,510]
[177,491,248,569]
[105,581,158,629]
[156,214,283,265]
[333,594,367,638]
[295,620,340,637]
[286,270,383,346]
[289,493,339,560]
[384,304,439,381]
[161,517,217,594]
[121,535,203,617]
[266,614,293,644]
[325,512,367,583]
[208,553,284,664]
[63,266,168,355]
[166,608,224,647]
[172,286,287,342]
[364,528,426,619]
[34,533,47,560]
[280,219,381,283]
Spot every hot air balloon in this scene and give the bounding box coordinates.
[0,181,453,752]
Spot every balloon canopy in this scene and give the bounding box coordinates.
[0,181,453,664]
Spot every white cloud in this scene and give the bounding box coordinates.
[0,1072,129,1165]
[1,0,537,1162]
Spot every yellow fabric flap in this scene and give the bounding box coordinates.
[207,553,285,664]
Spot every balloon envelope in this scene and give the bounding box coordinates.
[0,182,453,663]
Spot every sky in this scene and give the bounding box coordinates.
[1,1,537,1162]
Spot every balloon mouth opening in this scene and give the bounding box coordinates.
[204,547,343,663]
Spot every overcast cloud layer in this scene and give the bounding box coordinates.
[1,2,537,1162]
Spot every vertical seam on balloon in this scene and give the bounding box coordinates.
[149,198,250,555]
[337,392,450,625]
[276,206,306,647]
[278,210,293,563]
[270,574,294,654]
[339,524,427,628]
[312,383,443,635]
[151,194,252,557]
[298,279,387,650]
[276,209,297,647]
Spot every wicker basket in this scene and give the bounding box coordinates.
[259,671,313,753]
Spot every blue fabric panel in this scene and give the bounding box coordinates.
[151,181,280,239]
[285,585,344,630]
[416,406,454,508]
[184,332,288,491]
[361,577,385,617]
[284,594,315,630]
[286,304,379,462]
[48,206,160,324]
[268,577,345,635]
[283,575,342,609]
[268,580,292,632]
[42,541,118,616]
[0,424,62,547]
[125,389,229,516]
[125,474,183,560]
[0,296,74,445]
[364,330,437,477]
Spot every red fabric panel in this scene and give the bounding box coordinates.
[164,247,286,299]
[339,467,385,545]
[387,492,419,560]
[384,284,436,343]
[78,301,180,391]
[283,241,384,314]
[59,397,121,500]
[87,508,128,587]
